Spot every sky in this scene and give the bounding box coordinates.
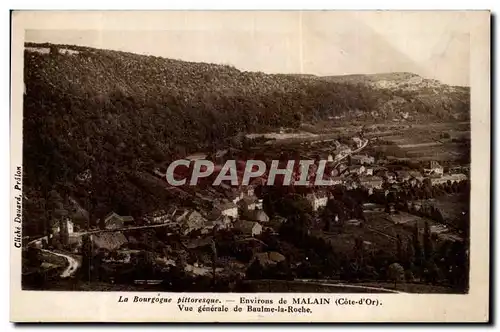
[24,11,471,86]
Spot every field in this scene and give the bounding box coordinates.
[311,223,398,255]
[271,121,470,165]
[311,209,462,259]
[428,193,469,227]
[365,122,470,164]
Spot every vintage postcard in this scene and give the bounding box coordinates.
[10,10,490,322]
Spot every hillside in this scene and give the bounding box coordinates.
[22,43,470,235]
[321,72,468,93]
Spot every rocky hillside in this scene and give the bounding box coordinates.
[322,72,468,93]
[315,72,469,121]
[22,43,470,234]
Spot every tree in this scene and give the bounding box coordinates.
[49,45,59,56]
[404,269,415,283]
[45,190,64,246]
[353,237,364,265]
[388,262,405,289]
[211,226,219,287]
[293,112,303,127]
[81,234,93,281]
[423,221,433,261]
[26,247,41,266]
[412,223,423,267]
[246,259,263,280]
[396,235,404,264]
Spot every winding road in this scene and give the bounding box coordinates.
[40,249,79,278]
[27,236,80,279]
[333,138,369,169]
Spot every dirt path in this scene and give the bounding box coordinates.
[40,249,79,278]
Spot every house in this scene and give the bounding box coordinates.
[51,218,75,235]
[251,251,286,268]
[365,167,373,176]
[242,209,270,223]
[351,155,375,165]
[213,215,233,230]
[254,199,264,210]
[234,220,263,237]
[430,173,467,185]
[343,178,360,190]
[347,165,366,175]
[412,201,423,211]
[210,201,238,220]
[395,170,411,182]
[330,177,343,186]
[102,212,134,230]
[244,185,255,197]
[423,161,444,176]
[239,196,257,211]
[239,196,264,211]
[144,210,171,224]
[346,219,362,226]
[173,209,190,222]
[338,164,348,174]
[306,192,329,211]
[330,168,340,177]
[360,176,384,194]
[219,183,245,204]
[352,137,363,148]
[362,203,384,212]
[266,216,286,234]
[214,203,235,219]
[92,232,128,251]
[409,171,424,180]
[179,210,207,235]
[407,171,425,186]
[383,171,397,183]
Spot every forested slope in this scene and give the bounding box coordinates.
[22,43,470,235]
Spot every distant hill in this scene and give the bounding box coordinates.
[22,43,470,233]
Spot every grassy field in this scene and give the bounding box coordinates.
[314,210,460,258]
[365,122,470,163]
[429,194,469,227]
[242,280,457,293]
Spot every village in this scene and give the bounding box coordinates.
[23,130,470,292]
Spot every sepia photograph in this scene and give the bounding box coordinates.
[10,10,490,322]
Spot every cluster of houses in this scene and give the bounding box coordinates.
[136,182,269,237]
[51,153,468,247]
[49,148,468,250]
[301,156,469,212]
